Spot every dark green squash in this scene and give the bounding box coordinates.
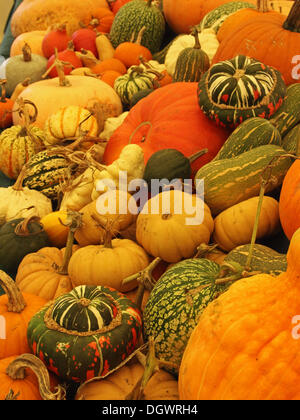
[129,88,154,108]
[197,55,287,129]
[27,285,143,383]
[0,216,50,278]
[173,29,210,83]
[270,83,300,137]
[282,123,300,155]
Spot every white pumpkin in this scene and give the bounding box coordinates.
[99,112,129,142]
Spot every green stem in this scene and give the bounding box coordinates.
[188,148,208,163]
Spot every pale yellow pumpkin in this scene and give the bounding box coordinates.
[40,211,69,248]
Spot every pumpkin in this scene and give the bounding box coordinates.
[282,123,300,155]
[136,190,214,263]
[15,212,81,301]
[12,74,123,130]
[71,28,98,58]
[109,0,165,54]
[89,58,127,75]
[10,78,31,103]
[41,24,72,59]
[100,70,123,87]
[0,80,13,130]
[213,196,280,252]
[80,7,115,33]
[0,166,52,224]
[0,271,47,359]
[46,44,83,78]
[212,0,300,86]
[198,55,287,129]
[10,0,110,37]
[10,30,47,57]
[279,159,300,240]
[44,105,99,146]
[173,28,210,83]
[178,226,300,400]
[0,354,64,400]
[39,211,69,248]
[0,44,48,97]
[68,229,150,292]
[0,216,51,279]
[27,284,143,383]
[103,82,230,176]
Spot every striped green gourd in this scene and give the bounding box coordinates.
[270,84,300,137]
[194,144,293,216]
[23,150,73,200]
[173,29,210,83]
[114,66,154,106]
[109,0,165,54]
[213,117,282,160]
[224,244,287,277]
[153,35,181,64]
[27,285,143,383]
[197,1,255,33]
[143,258,230,373]
[282,123,300,154]
[197,55,287,129]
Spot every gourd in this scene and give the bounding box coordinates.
[41,24,72,58]
[0,44,48,97]
[173,29,210,83]
[0,80,13,129]
[40,211,69,248]
[99,112,129,142]
[71,28,98,59]
[45,43,83,78]
[213,196,280,251]
[10,30,47,57]
[270,84,300,138]
[27,284,143,383]
[194,144,293,216]
[178,226,300,400]
[109,0,165,54]
[282,124,300,154]
[136,190,214,263]
[0,271,47,359]
[197,55,287,129]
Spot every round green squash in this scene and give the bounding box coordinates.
[109,0,165,54]
[0,216,50,278]
[129,88,154,108]
[282,123,300,154]
[197,55,287,129]
[143,258,230,374]
[27,285,143,383]
[114,66,154,106]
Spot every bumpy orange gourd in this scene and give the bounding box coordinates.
[179,227,300,400]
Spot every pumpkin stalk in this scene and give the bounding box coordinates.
[0,270,26,313]
[57,211,82,275]
[128,121,153,144]
[193,243,220,259]
[5,354,66,400]
[11,165,28,192]
[0,80,8,103]
[42,48,73,87]
[191,27,201,49]
[188,148,208,163]
[283,0,300,32]
[14,216,44,237]
[22,43,32,62]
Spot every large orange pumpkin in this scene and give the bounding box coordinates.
[103,82,230,175]
[163,0,256,34]
[178,227,300,400]
[212,0,300,86]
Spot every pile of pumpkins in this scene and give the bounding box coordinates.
[0,0,300,401]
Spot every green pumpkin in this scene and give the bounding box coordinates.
[270,84,300,137]
[0,216,50,278]
[0,170,14,188]
[27,285,143,383]
[197,55,287,129]
[282,123,300,154]
[129,88,154,108]
[109,0,165,54]
[173,29,210,83]
[114,66,154,106]
[143,258,231,374]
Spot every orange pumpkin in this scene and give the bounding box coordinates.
[40,211,69,248]
[0,81,13,129]
[10,30,47,57]
[212,1,300,86]
[100,70,123,87]
[0,271,47,359]
[81,7,115,33]
[113,27,152,68]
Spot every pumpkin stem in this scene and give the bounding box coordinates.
[134,26,146,45]
[193,243,220,259]
[0,270,27,313]
[5,389,20,400]
[256,0,269,13]
[11,165,27,191]
[191,27,201,49]
[5,354,66,400]
[128,121,153,144]
[283,0,300,32]
[76,48,99,67]
[188,148,208,163]
[14,216,44,237]
[14,97,38,132]
[42,48,73,87]
[57,211,83,275]
[0,79,8,103]
[22,43,32,62]
[138,56,164,80]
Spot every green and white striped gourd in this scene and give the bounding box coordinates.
[173,29,210,83]
[109,0,165,54]
[198,55,287,129]
[114,66,154,105]
[270,83,300,137]
[27,285,143,383]
[143,258,229,373]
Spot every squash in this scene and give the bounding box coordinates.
[10,30,47,57]
[0,271,47,359]
[40,211,69,248]
[71,28,98,59]
[136,190,214,263]
[194,144,293,216]
[0,354,64,400]
[0,80,13,129]
[10,78,31,103]
[178,226,300,400]
[173,28,210,83]
[213,117,282,160]
[109,0,165,54]
[197,55,287,129]
[41,24,72,59]
[0,44,48,97]
[99,112,129,142]
[27,284,143,383]
[45,44,83,78]
[81,8,115,34]
[282,124,300,154]
[213,196,280,252]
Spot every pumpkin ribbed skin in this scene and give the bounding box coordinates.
[143,258,228,373]
[0,126,46,179]
[27,285,143,383]
[114,68,154,105]
[197,55,287,129]
[22,151,73,199]
[195,145,293,216]
[213,117,282,160]
[109,0,165,54]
